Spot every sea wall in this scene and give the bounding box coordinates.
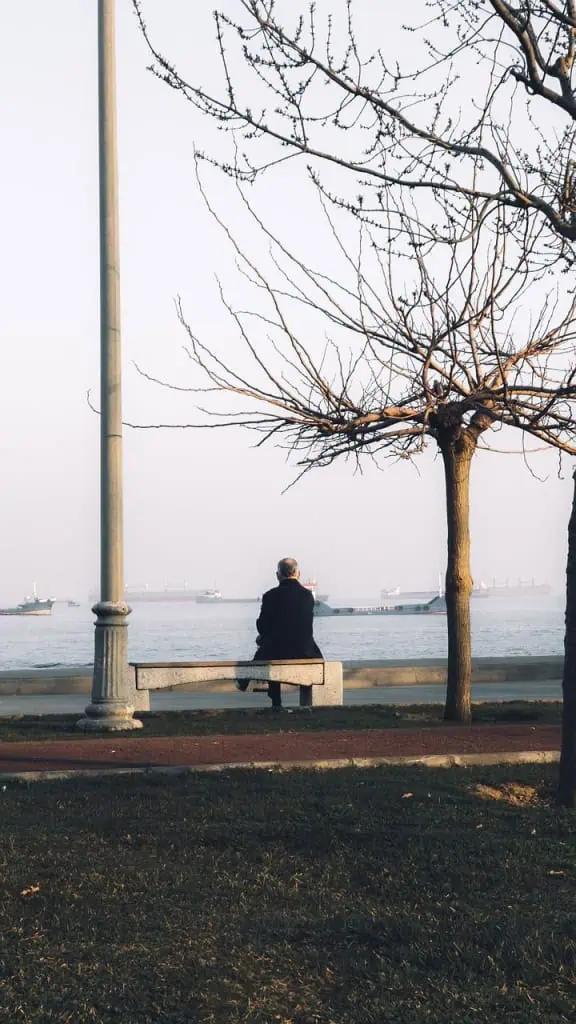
[0,655,563,695]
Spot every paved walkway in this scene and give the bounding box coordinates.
[0,723,561,776]
[0,679,562,717]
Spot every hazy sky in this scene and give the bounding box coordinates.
[0,1,572,603]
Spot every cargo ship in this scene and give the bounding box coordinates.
[89,585,200,603]
[90,579,331,605]
[315,595,446,617]
[381,587,445,601]
[125,585,198,603]
[480,579,551,597]
[382,587,489,601]
[0,587,55,616]
[381,574,454,602]
[302,580,329,604]
[195,580,329,605]
[381,579,550,600]
[195,590,258,604]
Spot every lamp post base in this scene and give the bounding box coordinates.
[77,601,143,732]
[77,702,143,732]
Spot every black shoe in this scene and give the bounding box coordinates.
[271,705,285,712]
[236,679,250,692]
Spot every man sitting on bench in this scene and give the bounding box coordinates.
[237,557,323,710]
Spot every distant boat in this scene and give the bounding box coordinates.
[381,584,489,600]
[195,589,223,604]
[381,588,438,601]
[481,579,551,598]
[92,578,331,606]
[381,574,446,602]
[302,579,329,604]
[195,579,329,605]
[90,584,200,603]
[124,584,198,603]
[0,585,54,617]
[315,595,446,617]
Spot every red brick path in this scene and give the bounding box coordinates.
[0,724,561,774]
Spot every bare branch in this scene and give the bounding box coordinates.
[129,176,576,470]
[133,0,576,252]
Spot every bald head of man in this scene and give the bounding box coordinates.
[276,557,300,581]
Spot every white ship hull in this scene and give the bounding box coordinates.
[315,596,446,617]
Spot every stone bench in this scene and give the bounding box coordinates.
[130,659,343,708]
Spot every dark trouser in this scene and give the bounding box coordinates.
[236,676,282,705]
[248,642,323,707]
[237,657,283,706]
[254,646,283,706]
[267,680,282,707]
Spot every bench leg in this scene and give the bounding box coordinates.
[301,664,343,707]
[128,666,150,713]
[132,688,151,713]
[299,685,313,707]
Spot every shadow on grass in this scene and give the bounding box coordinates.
[1,763,575,1023]
[0,700,562,744]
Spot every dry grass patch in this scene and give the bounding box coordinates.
[473,781,547,806]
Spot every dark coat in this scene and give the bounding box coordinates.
[254,578,323,661]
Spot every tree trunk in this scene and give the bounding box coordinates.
[559,470,576,808]
[439,433,475,723]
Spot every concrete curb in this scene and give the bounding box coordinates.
[0,749,559,783]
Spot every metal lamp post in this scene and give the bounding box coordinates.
[78,0,142,731]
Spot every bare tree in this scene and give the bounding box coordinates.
[133,185,576,723]
[561,468,576,807]
[133,0,576,797]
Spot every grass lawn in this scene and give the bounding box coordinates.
[1,763,575,1023]
[0,700,562,742]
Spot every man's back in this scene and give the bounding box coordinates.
[256,578,322,660]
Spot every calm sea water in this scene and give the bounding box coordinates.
[0,595,564,670]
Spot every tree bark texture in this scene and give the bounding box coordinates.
[439,432,475,723]
[559,471,576,808]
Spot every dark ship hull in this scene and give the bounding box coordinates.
[0,598,54,616]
